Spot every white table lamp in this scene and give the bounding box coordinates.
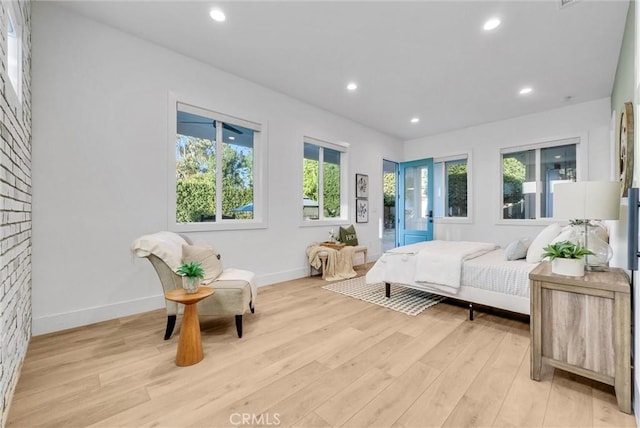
[553,181,620,270]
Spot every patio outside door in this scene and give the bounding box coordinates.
[398,158,434,245]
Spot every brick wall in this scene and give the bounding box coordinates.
[0,1,31,426]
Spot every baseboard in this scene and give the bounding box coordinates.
[31,266,338,335]
[32,294,166,336]
[256,267,311,286]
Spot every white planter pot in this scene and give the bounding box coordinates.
[182,276,200,294]
[551,258,585,277]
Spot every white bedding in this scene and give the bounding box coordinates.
[461,249,537,298]
[366,242,538,314]
[413,240,499,292]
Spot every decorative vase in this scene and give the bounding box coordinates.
[584,225,612,269]
[551,258,585,277]
[571,223,612,270]
[182,276,200,294]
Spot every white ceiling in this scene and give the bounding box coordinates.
[57,0,630,141]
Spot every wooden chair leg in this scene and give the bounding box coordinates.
[164,314,177,340]
[235,315,243,338]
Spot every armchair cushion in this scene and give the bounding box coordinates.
[182,244,223,284]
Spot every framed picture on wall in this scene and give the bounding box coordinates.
[356,173,369,198]
[356,199,369,223]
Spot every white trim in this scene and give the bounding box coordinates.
[302,135,350,224]
[498,133,587,222]
[167,92,268,232]
[433,153,468,163]
[499,136,581,154]
[4,2,22,117]
[32,295,167,336]
[304,135,349,152]
[433,151,472,222]
[178,101,262,132]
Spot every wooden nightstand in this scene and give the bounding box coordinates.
[529,262,631,414]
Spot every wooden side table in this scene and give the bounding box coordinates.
[529,262,631,413]
[164,287,214,366]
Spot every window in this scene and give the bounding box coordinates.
[501,139,578,220]
[303,137,348,221]
[171,101,264,230]
[5,4,21,104]
[434,155,468,218]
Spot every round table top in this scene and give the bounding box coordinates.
[165,286,214,305]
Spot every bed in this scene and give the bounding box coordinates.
[365,240,539,316]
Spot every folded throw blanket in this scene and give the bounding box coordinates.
[414,240,498,293]
[307,244,357,281]
[131,231,187,270]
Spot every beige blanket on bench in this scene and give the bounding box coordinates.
[307,244,357,281]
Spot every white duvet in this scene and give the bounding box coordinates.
[368,240,498,293]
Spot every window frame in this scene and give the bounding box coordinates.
[497,134,587,225]
[5,2,22,112]
[433,153,473,224]
[301,136,350,227]
[167,94,268,232]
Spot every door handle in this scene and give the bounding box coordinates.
[428,210,433,223]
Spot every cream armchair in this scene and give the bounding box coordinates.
[132,232,256,339]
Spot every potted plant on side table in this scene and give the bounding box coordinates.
[176,261,205,293]
[541,240,593,277]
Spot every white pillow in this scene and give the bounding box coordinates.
[504,238,531,261]
[550,228,579,245]
[182,244,224,284]
[526,223,562,264]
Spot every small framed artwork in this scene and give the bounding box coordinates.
[356,173,369,198]
[356,199,369,223]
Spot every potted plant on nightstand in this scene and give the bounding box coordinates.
[542,240,593,277]
[176,261,205,294]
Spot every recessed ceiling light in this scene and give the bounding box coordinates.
[483,17,501,31]
[519,87,533,95]
[228,136,235,141]
[346,82,358,91]
[410,117,420,124]
[209,9,226,22]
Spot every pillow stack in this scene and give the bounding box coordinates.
[525,223,562,264]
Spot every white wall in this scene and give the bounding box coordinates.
[31,3,401,335]
[404,98,618,250]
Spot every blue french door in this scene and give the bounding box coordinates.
[398,158,434,246]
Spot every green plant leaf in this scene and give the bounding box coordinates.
[176,261,205,279]
[541,240,594,261]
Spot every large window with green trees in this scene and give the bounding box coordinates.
[172,102,263,229]
[501,139,578,220]
[303,138,347,221]
[434,156,468,218]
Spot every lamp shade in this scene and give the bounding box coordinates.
[553,181,620,220]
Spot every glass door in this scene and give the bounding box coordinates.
[382,160,398,252]
[398,158,434,245]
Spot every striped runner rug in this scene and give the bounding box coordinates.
[322,276,446,316]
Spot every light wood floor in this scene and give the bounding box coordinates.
[7,268,636,427]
